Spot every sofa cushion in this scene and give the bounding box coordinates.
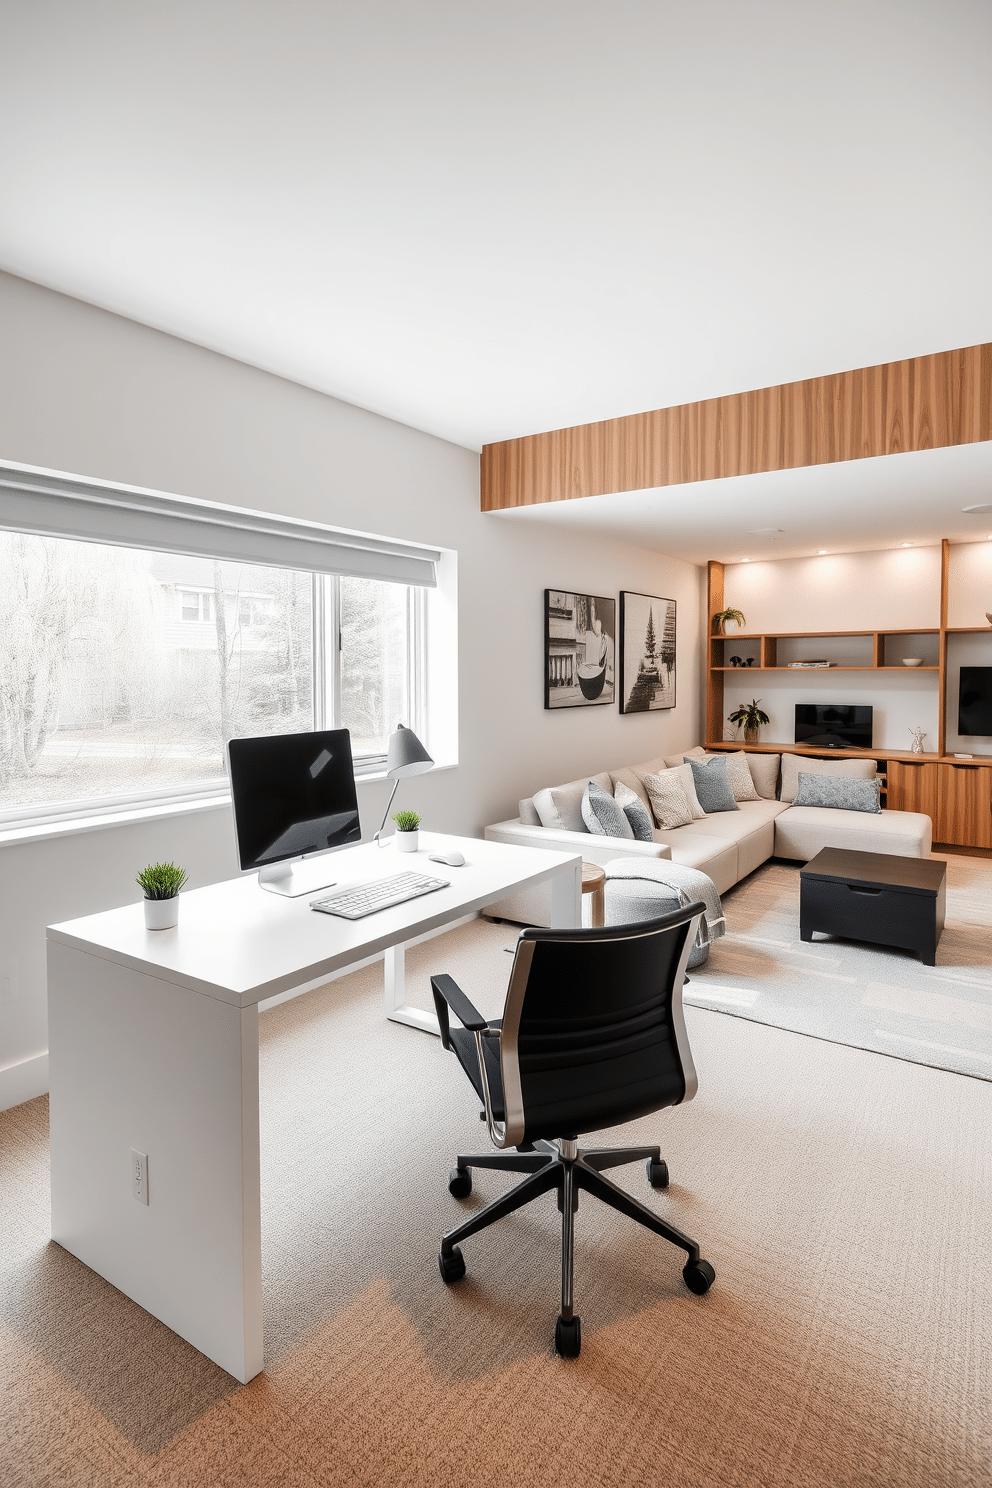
[648,827,739,894]
[744,752,781,799]
[643,771,694,830]
[581,780,635,839]
[688,756,739,813]
[794,773,881,813]
[779,753,877,804]
[518,797,542,826]
[664,746,706,768]
[533,773,612,831]
[614,780,654,841]
[774,806,932,861]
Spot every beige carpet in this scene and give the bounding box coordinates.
[2,921,990,1487]
[686,853,992,1081]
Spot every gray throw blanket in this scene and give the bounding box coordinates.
[603,858,726,949]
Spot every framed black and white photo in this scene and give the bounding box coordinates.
[619,591,676,713]
[545,590,616,709]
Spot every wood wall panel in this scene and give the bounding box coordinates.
[481,343,992,511]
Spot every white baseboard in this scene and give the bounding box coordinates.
[0,1051,49,1112]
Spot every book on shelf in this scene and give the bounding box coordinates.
[786,660,834,668]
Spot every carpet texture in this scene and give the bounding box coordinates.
[1,920,990,1487]
[684,853,992,1081]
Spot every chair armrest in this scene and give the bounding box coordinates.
[430,973,488,1051]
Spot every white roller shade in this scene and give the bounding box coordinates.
[0,460,440,587]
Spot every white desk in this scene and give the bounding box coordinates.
[46,834,581,1383]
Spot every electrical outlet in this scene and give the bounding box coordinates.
[131,1148,149,1205]
[0,961,18,1002]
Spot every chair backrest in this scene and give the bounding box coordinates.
[498,904,703,1147]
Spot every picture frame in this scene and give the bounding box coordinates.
[544,590,616,709]
[619,591,676,713]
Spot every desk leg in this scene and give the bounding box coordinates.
[550,860,583,929]
[48,942,263,1383]
[383,944,440,1035]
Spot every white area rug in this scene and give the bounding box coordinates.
[685,853,992,1082]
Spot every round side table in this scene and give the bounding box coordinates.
[581,862,606,928]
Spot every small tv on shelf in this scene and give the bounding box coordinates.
[795,704,872,750]
[958,667,992,736]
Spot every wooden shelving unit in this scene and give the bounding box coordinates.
[705,541,992,849]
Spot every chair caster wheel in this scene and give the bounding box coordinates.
[646,1158,669,1189]
[683,1258,715,1295]
[438,1245,466,1284]
[554,1314,581,1358]
[448,1167,472,1198]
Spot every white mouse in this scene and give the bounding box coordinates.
[430,850,465,867]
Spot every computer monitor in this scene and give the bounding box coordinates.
[228,729,362,897]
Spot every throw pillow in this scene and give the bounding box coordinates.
[687,755,740,813]
[793,773,881,813]
[613,780,654,841]
[705,750,760,802]
[671,762,707,819]
[533,772,613,830]
[642,771,694,830]
[581,779,635,838]
[779,754,877,804]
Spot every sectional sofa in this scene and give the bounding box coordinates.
[484,747,932,926]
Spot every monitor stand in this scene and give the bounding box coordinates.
[256,857,340,898]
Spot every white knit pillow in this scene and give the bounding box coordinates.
[643,770,694,830]
[671,762,707,819]
[706,750,760,802]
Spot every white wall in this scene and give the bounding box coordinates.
[0,271,704,1107]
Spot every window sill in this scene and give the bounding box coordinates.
[0,761,458,849]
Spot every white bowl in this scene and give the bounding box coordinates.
[901,657,923,667]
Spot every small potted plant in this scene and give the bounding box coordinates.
[391,809,422,852]
[728,698,769,745]
[137,861,188,929]
[714,607,747,635]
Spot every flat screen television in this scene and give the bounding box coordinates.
[958,667,992,736]
[228,728,362,897]
[795,704,872,750]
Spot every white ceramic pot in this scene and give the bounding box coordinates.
[395,829,419,853]
[144,896,179,929]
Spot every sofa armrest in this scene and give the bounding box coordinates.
[485,819,672,865]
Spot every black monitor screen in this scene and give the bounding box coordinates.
[795,704,872,750]
[228,729,361,872]
[958,667,992,736]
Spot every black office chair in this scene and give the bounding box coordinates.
[430,904,715,1358]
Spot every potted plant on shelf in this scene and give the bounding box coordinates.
[391,809,422,852]
[728,698,769,745]
[137,861,188,929]
[714,607,746,635]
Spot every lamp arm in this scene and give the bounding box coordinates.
[374,777,401,846]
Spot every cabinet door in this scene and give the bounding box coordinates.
[886,760,937,818]
[937,763,992,849]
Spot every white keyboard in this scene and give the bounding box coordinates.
[310,870,450,920]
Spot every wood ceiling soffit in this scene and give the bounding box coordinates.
[480,343,992,511]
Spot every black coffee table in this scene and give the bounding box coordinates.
[799,848,946,965]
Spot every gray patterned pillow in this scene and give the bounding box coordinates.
[793,773,881,813]
[687,755,739,813]
[613,781,654,841]
[581,779,635,838]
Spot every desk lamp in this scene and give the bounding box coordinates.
[374,724,434,844]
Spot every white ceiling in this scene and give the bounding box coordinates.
[2,1,991,559]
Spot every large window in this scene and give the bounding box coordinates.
[0,531,425,820]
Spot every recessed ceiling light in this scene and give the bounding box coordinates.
[747,527,783,535]
[817,549,828,555]
[962,503,992,513]
[740,557,750,563]
[901,542,912,547]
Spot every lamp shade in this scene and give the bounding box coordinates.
[385,723,434,779]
